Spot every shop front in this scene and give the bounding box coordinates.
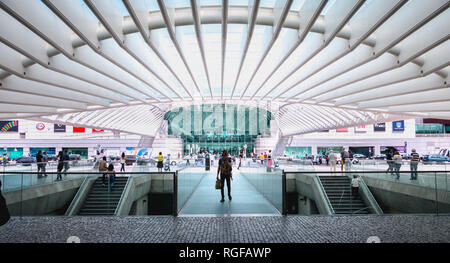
[62,147,88,159]
[285,147,312,158]
[349,146,375,157]
[317,146,344,156]
[30,147,56,157]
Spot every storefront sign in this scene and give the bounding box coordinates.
[374,123,386,132]
[92,129,104,132]
[336,128,348,132]
[73,126,85,133]
[54,124,66,133]
[36,123,45,130]
[354,125,367,133]
[392,120,405,132]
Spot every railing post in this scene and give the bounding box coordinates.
[435,171,439,216]
[282,170,287,216]
[173,171,178,217]
[20,172,23,218]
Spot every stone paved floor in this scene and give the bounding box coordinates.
[0,215,449,243]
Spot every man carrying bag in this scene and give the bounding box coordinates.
[217,150,232,203]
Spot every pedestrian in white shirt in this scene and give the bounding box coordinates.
[351,175,360,198]
[328,150,337,172]
[393,151,403,179]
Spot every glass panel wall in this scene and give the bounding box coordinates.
[165,104,273,156]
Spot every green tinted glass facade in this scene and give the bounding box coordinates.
[415,124,444,134]
[164,104,273,155]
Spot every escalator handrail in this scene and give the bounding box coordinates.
[359,176,384,215]
[64,174,97,216]
[315,175,335,215]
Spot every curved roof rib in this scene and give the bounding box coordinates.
[0,0,448,136]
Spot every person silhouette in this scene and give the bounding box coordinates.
[217,150,233,203]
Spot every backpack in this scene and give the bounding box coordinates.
[221,158,232,176]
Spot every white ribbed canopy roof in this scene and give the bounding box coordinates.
[0,0,448,136]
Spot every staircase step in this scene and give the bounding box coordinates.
[79,208,116,212]
[77,177,128,216]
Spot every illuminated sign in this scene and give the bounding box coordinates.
[73,126,85,133]
[54,124,66,133]
[392,120,405,132]
[374,123,386,132]
[0,120,19,132]
[36,123,45,130]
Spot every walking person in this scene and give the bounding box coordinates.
[42,151,49,177]
[341,148,351,171]
[62,150,70,174]
[157,152,164,172]
[410,149,420,180]
[238,151,243,170]
[0,180,10,226]
[340,148,346,172]
[217,150,232,203]
[2,153,7,167]
[386,150,394,175]
[260,153,264,165]
[267,150,273,167]
[329,150,337,172]
[351,175,361,198]
[205,151,211,171]
[120,152,125,172]
[36,150,44,178]
[56,151,64,181]
[99,156,108,186]
[107,163,115,192]
[393,151,403,180]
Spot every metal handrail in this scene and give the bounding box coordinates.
[0,171,179,174]
[358,177,384,215]
[65,174,97,216]
[114,174,135,216]
[314,176,335,215]
[263,170,450,174]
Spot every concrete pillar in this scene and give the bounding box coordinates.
[132,195,148,215]
[23,147,30,156]
[311,145,318,155]
[374,145,381,155]
[298,195,314,215]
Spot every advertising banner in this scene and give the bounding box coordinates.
[0,120,19,132]
[73,126,85,133]
[35,122,46,131]
[392,120,405,132]
[54,124,66,133]
[374,123,386,132]
[354,125,368,133]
